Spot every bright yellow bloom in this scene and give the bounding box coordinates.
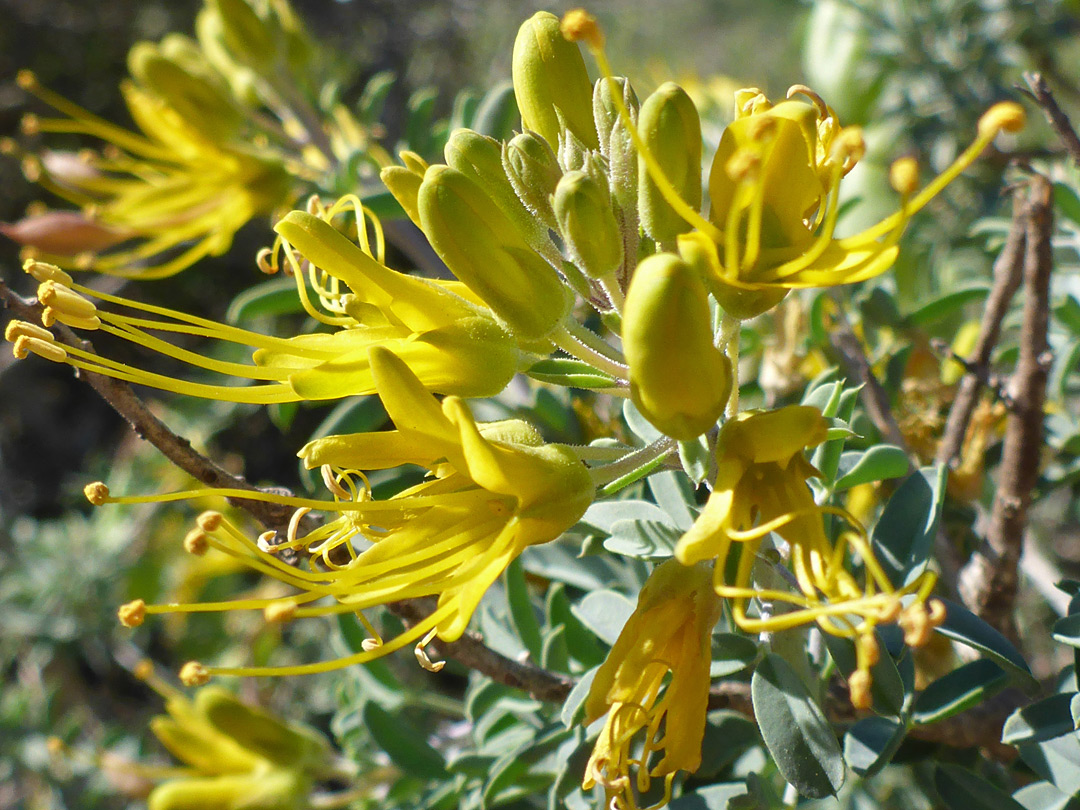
[108,347,593,679]
[674,405,943,708]
[7,199,523,401]
[583,559,721,810]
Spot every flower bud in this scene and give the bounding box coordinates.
[553,170,623,279]
[148,769,309,810]
[1,212,127,257]
[637,82,702,244]
[593,76,638,158]
[512,11,598,152]
[622,253,731,440]
[206,0,275,72]
[379,166,423,227]
[418,165,571,340]
[503,130,562,228]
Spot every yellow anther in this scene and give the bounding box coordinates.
[928,598,947,626]
[179,661,210,687]
[257,530,279,553]
[848,669,873,711]
[84,481,110,505]
[0,137,17,155]
[20,113,40,136]
[321,465,350,500]
[361,638,382,652]
[16,69,37,89]
[414,628,446,673]
[183,528,209,556]
[134,659,155,681]
[17,334,67,362]
[725,149,761,181]
[23,259,73,286]
[560,9,604,49]
[288,507,310,544]
[786,84,829,118]
[889,157,920,196]
[73,252,94,271]
[118,599,146,628]
[37,280,98,321]
[46,737,66,757]
[899,602,935,648]
[833,127,866,163]
[977,101,1026,138]
[264,600,298,624]
[196,511,223,532]
[857,633,880,667]
[256,247,277,275]
[5,320,52,344]
[305,194,323,215]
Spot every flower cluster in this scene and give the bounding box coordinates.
[4,4,1027,810]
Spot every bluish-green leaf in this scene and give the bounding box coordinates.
[751,653,845,799]
[667,783,750,809]
[904,286,990,327]
[648,470,697,531]
[834,445,911,490]
[603,518,682,559]
[561,666,598,728]
[1053,182,1080,228]
[843,716,906,777]
[571,590,634,646]
[936,599,1037,688]
[935,764,1027,810]
[870,465,947,586]
[623,399,663,443]
[504,558,544,662]
[823,633,907,717]
[1019,734,1080,796]
[710,633,759,678]
[226,276,303,322]
[470,81,519,140]
[912,659,1009,725]
[1013,780,1080,810]
[1052,614,1080,648]
[1002,692,1077,745]
[363,701,447,780]
[679,435,711,485]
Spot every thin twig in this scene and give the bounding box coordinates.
[958,175,1054,640]
[1024,72,1080,166]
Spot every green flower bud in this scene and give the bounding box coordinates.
[196,687,333,775]
[128,42,243,140]
[419,166,571,340]
[512,11,598,152]
[148,770,309,810]
[637,82,702,244]
[503,130,562,228]
[593,76,638,158]
[622,253,731,440]
[380,166,423,227]
[553,170,623,280]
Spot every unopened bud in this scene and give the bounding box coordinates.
[512,11,598,151]
[418,165,571,340]
[85,481,110,505]
[622,253,731,440]
[553,170,623,279]
[179,661,210,687]
[118,599,147,628]
[593,76,638,158]
[1,213,127,257]
[147,766,308,810]
[637,82,702,243]
[503,130,562,227]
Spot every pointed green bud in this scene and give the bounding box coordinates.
[503,130,562,228]
[557,115,590,171]
[622,253,731,440]
[148,770,309,810]
[512,11,598,152]
[637,82,702,244]
[553,170,623,280]
[593,76,638,158]
[418,165,572,340]
[380,166,423,227]
[128,41,242,140]
[196,687,333,775]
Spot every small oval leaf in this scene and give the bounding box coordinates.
[913,659,1009,725]
[935,764,1027,810]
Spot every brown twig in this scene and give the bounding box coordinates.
[958,175,1054,640]
[826,298,916,467]
[1024,72,1080,167]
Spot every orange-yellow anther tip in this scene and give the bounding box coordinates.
[118,599,146,628]
[20,114,40,136]
[264,601,297,624]
[978,102,1026,138]
[889,157,920,196]
[848,669,873,711]
[183,528,209,556]
[84,481,110,505]
[134,659,155,681]
[835,127,865,162]
[196,511,223,532]
[16,70,37,90]
[560,9,604,49]
[179,661,210,687]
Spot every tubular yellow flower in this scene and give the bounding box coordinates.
[5,201,523,402]
[583,559,722,810]
[113,347,594,679]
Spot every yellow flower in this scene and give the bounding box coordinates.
[7,199,523,401]
[109,346,593,679]
[583,559,721,810]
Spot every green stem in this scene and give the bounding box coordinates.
[719,312,741,418]
[592,436,676,494]
[553,320,629,380]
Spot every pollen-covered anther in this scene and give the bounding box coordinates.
[890,157,920,196]
[560,9,604,49]
[415,629,446,673]
[5,320,52,345]
[725,149,761,182]
[23,259,74,286]
[255,247,277,275]
[833,127,866,164]
[857,633,880,667]
[183,528,209,556]
[878,597,903,623]
[37,280,98,322]
[264,601,297,624]
[16,69,38,90]
[118,599,146,628]
[133,659,155,681]
[179,661,210,687]
[361,638,382,652]
[258,530,279,553]
[196,511,223,532]
[977,101,1026,138]
[928,598,947,627]
[20,113,40,136]
[84,481,110,505]
[899,602,937,648]
[288,507,311,544]
[0,137,17,155]
[786,84,829,117]
[848,669,873,711]
[321,465,350,500]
